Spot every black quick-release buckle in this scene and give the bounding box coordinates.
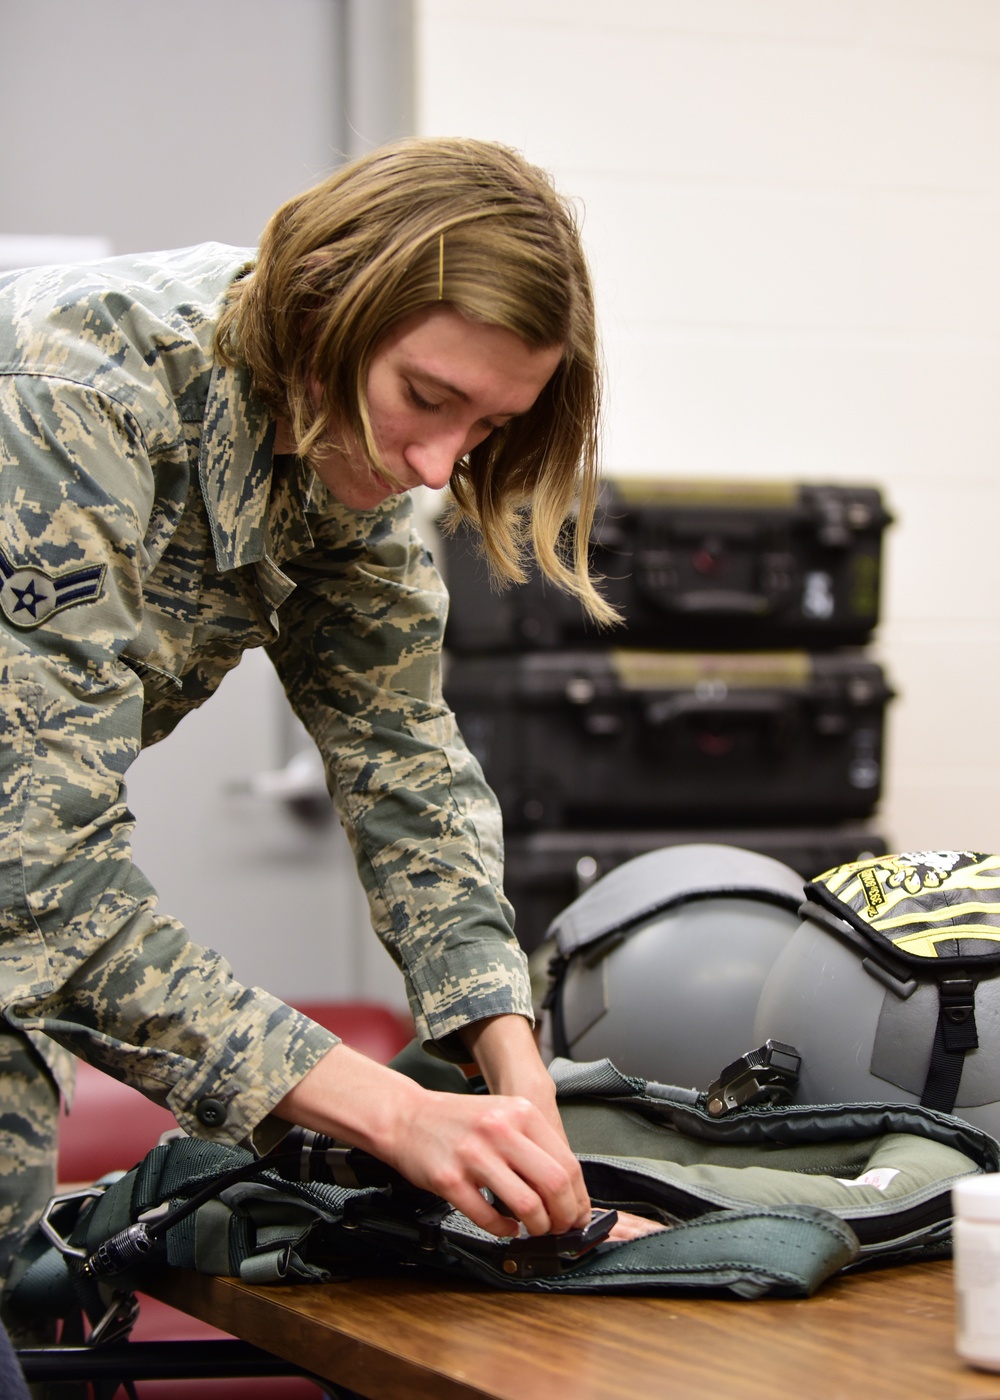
[340,1189,617,1277]
[339,1179,453,1253]
[491,1209,618,1278]
[704,1040,802,1117]
[290,1137,618,1277]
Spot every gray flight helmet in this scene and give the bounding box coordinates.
[753,870,1000,1137]
[539,843,806,1087]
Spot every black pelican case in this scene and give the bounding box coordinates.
[444,649,894,831]
[440,479,891,652]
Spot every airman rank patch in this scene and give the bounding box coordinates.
[0,548,106,629]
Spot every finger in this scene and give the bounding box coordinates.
[476,1162,552,1236]
[434,1178,522,1237]
[473,1129,590,1236]
[482,1104,591,1232]
[606,1211,668,1242]
[403,1094,588,1235]
[435,1128,559,1235]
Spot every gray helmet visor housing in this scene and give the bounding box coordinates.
[541,844,806,1088]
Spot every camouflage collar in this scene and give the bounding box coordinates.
[198,358,275,573]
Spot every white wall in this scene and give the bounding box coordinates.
[416,0,1000,854]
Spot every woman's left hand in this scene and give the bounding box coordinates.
[461,1015,667,1244]
[607,1211,667,1241]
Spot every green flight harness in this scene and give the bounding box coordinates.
[7,1046,997,1382]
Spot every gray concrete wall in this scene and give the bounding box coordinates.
[0,0,414,1007]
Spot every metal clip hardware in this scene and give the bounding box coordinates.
[705,1040,802,1117]
[336,1192,618,1278]
[496,1208,618,1278]
[39,1188,107,1260]
[86,1288,141,1345]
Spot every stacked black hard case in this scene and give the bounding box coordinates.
[440,479,894,952]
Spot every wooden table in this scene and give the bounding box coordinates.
[145,1259,1000,1400]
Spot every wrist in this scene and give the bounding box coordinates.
[461,1014,554,1099]
[273,1042,426,1162]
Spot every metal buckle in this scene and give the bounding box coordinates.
[336,1185,618,1278]
[492,1208,618,1278]
[86,1289,140,1346]
[705,1040,801,1117]
[39,1188,107,1260]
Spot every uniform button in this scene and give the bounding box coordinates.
[196,1098,228,1128]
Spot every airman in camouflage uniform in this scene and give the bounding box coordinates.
[0,138,612,1310]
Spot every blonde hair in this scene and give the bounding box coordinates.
[216,136,616,624]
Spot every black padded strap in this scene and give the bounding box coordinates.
[920,976,979,1113]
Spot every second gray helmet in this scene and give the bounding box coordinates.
[753,850,1000,1137]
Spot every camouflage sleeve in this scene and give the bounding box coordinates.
[0,374,336,1144]
[267,496,533,1059]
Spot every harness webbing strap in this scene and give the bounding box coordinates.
[550,845,807,957]
[446,1204,858,1299]
[548,1056,649,1099]
[921,977,980,1113]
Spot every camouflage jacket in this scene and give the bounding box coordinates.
[0,244,529,1147]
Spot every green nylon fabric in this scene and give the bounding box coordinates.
[562,1104,977,1213]
[440,1204,857,1299]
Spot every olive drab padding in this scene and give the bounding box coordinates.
[755,851,1000,1128]
[540,844,806,1085]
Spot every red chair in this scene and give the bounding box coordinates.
[55,1002,414,1399]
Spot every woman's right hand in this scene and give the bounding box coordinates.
[273,1041,591,1238]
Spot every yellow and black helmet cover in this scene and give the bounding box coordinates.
[805,851,1000,969]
